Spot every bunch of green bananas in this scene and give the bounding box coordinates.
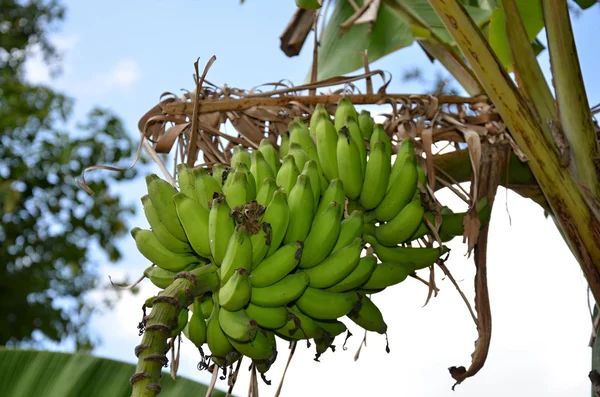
[131,98,490,380]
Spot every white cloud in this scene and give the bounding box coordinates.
[24,34,80,85]
[78,58,141,95]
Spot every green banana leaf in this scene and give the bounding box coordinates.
[316,0,491,80]
[0,348,225,397]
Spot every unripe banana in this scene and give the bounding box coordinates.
[256,177,278,207]
[144,265,201,289]
[259,139,281,174]
[388,139,415,192]
[199,294,214,319]
[232,162,256,201]
[309,103,330,138]
[314,319,347,337]
[315,118,339,182]
[211,352,242,369]
[276,306,324,340]
[301,160,321,211]
[370,124,392,160]
[358,110,374,140]
[249,241,303,288]
[288,142,310,172]
[299,201,343,268]
[283,174,315,244]
[304,237,363,288]
[245,303,290,330]
[141,195,192,254]
[170,307,189,337]
[173,192,212,258]
[131,227,198,272]
[279,132,290,158]
[296,0,322,10]
[176,163,197,200]
[334,98,358,131]
[361,261,414,289]
[250,150,275,193]
[194,167,223,210]
[296,287,359,320]
[223,171,250,208]
[408,212,434,241]
[262,190,290,257]
[219,268,251,312]
[439,197,493,237]
[364,235,448,269]
[207,296,235,358]
[331,210,364,254]
[218,307,258,342]
[326,254,377,292]
[416,161,427,189]
[220,225,253,285]
[186,298,208,347]
[146,174,188,241]
[228,328,276,360]
[276,155,300,196]
[208,194,235,266]
[359,140,391,210]
[289,118,320,167]
[345,117,367,173]
[211,163,228,187]
[374,151,418,221]
[315,178,345,218]
[231,146,251,169]
[347,294,387,334]
[250,271,310,307]
[336,127,364,200]
[376,199,425,246]
[250,222,272,269]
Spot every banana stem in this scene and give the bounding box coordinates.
[130,265,220,397]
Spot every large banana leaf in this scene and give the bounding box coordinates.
[0,349,225,397]
[317,0,491,80]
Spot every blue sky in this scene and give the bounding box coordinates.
[26,1,600,396]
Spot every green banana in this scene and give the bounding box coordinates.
[249,241,303,287]
[223,170,250,209]
[375,198,425,246]
[358,110,374,140]
[388,139,415,191]
[289,118,320,167]
[331,210,364,254]
[347,294,387,334]
[345,117,367,173]
[250,271,310,307]
[301,160,321,211]
[131,227,197,272]
[361,261,414,289]
[299,201,343,268]
[261,190,290,257]
[173,192,212,258]
[255,177,278,207]
[326,254,377,292]
[146,174,188,241]
[231,146,251,169]
[259,139,281,173]
[245,303,290,330]
[218,307,258,342]
[233,162,257,201]
[279,132,290,158]
[208,194,235,266]
[186,298,208,347]
[276,155,300,196]
[219,225,253,285]
[407,212,434,241]
[315,118,339,182]
[219,268,251,311]
[296,0,323,10]
[370,124,392,160]
[296,287,359,320]
[276,306,324,340]
[365,235,447,270]
[143,265,201,289]
[228,328,276,360]
[250,150,275,193]
[309,103,330,138]
[315,178,345,218]
[194,167,223,209]
[439,197,492,237]
[304,237,363,288]
[199,294,213,319]
[283,174,314,244]
[359,140,391,210]
[334,98,358,131]
[314,319,347,337]
[211,352,242,369]
[250,222,272,269]
[141,195,192,253]
[374,151,418,221]
[336,127,364,200]
[288,142,310,172]
[206,296,235,358]
[170,307,189,337]
[176,163,197,200]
